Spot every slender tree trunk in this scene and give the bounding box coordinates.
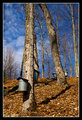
[41,25,44,78]
[68,47,72,77]
[70,4,79,77]
[64,52,66,73]
[20,42,25,77]
[34,33,39,72]
[9,68,12,79]
[69,58,72,77]
[46,50,50,78]
[22,4,36,113]
[48,61,50,78]
[39,4,66,85]
[64,39,67,73]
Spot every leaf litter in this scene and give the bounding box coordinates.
[3,77,79,117]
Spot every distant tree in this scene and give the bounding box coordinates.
[34,33,39,72]
[3,47,14,79]
[20,42,25,77]
[3,46,19,81]
[44,40,52,78]
[39,4,66,85]
[51,11,60,56]
[34,8,46,78]
[70,4,79,77]
[60,33,68,73]
[13,62,20,79]
[67,42,73,77]
[49,4,79,77]
[44,48,50,78]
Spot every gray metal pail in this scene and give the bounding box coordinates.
[18,78,28,91]
[65,72,68,77]
[34,69,39,81]
[52,73,57,79]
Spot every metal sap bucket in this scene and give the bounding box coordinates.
[65,72,68,77]
[52,72,57,79]
[34,69,39,81]
[17,77,28,91]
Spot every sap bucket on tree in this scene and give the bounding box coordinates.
[34,69,39,82]
[65,72,68,77]
[17,77,28,91]
[52,72,57,79]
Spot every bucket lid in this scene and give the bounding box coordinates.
[17,77,28,82]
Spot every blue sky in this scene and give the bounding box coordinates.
[3,3,79,77]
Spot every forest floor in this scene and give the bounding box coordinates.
[3,77,79,117]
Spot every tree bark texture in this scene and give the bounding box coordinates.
[22,4,36,113]
[39,4,66,85]
[70,4,79,77]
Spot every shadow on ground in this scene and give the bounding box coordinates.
[8,85,18,93]
[4,86,18,96]
[39,85,72,104]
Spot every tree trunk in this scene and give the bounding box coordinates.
[46,50,50,78]
[64,52,66,73]
[34,33,39,72]
[39,4,66,85]
[70,4,79,77]
[68,47,72,77]
[20,42,25,77]
[41,25,44,78]
[20,33,39,78]
[70,61,72,77]
[22,3,36,113]
[64,39,67,73]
